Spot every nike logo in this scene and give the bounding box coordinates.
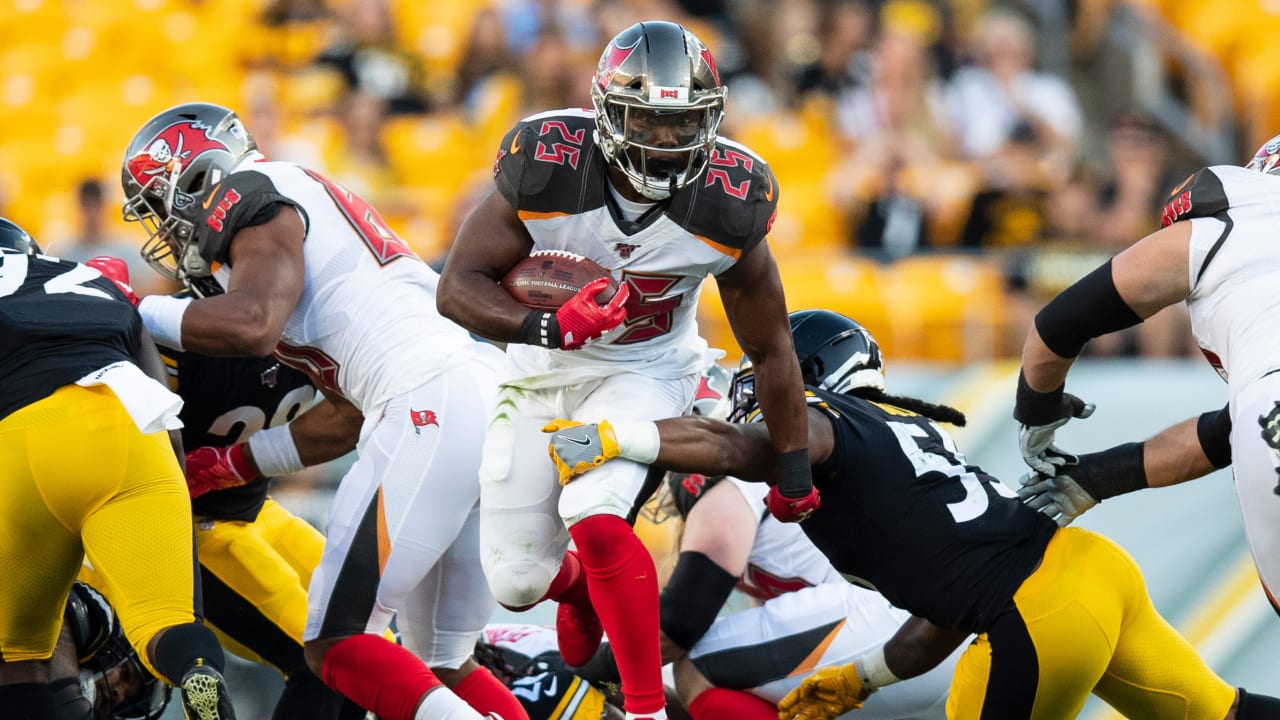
[763,175,774,202]
[563,435,591,446]
[510,132,522,154]
[202,183,222,210]
[542,675,557,697]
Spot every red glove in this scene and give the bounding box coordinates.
[85,256,139,306]
[555,278,630,350]
[184,445,259,499]
[767,485,821,523]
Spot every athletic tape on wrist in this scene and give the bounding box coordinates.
[854,645,901,690]
[520,311,561,349]
[609,418,661,464]
[137,295,192,351]
[247,423,305,477]
[775,448,813,497]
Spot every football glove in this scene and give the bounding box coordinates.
[185,444,259,498]
[1015,390,1095,477]
[1017,470,1098,527]
[555,278,630,350]
[544,419,622,484]
[778,663,875,720]
[85,256,140,307]
[767,485,821,523]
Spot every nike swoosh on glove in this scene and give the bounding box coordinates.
[543,419,622,484]
[185,444,259,498]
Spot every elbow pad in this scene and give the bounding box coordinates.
[1034,260,1143,358]
[1197,404,1232,469]
[660,551,739,651]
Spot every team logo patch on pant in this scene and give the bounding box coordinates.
[410,409,438,434]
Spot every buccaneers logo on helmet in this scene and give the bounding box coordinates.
[125,121,231,206]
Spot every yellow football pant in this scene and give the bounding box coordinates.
[194,498,325,675]
[947,527,1236,719]
[0,385,194,678]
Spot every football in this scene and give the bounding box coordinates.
[501,250,617,311]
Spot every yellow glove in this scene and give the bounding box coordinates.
[777,663,873,720]
[543,418,622,485]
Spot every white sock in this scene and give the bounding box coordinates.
[625,710,668,720]
[415,687,485,720]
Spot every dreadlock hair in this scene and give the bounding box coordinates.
[849,386,967,426]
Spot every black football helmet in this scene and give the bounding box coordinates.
[0,217,41,255]
[121,102,259,284]
[66,582,171,720]
[729,310,885,424]
[590,21,727,200]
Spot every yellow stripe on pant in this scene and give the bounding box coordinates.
[0,384,193,678]
[946,527,1235,719]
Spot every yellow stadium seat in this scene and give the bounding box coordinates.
[882,254,1006,362]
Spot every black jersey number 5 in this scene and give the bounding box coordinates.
[886,417,1018,523]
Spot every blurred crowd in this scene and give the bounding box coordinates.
[1,0,1275,361]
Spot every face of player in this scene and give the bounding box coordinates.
[84,657,148,719]
[623,108,702,181]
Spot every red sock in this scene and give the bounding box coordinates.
[453,666,530,720]
[569,514,664,715]
[688,688,778,720]
[320,634,441,720]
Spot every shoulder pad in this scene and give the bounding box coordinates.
[670,140,778,257]
[64,582,114,663]
[493,112,606,215]
[1161,167,1229,227]
[188,170,303,266]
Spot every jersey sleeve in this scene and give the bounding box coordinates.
[675,143,779,259]
[187,170,307,267]
[1161,167,1229,227]
[492,113,602,214]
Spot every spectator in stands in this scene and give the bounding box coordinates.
[453,6,520,123]
[314,0,430,115]
[517,30,589,118]
[957,121,1052,250]
[59,179,171,296]
[946,8,1082,163]
[792,0,875,102]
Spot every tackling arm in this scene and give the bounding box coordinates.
[166,209,306,356]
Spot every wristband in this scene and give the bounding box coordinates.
[137,294,192,350]
[609,418,661,464]
[520,311,561,349]
[775,448,812,498]
[1074,442,1147,500]
[1013,370,1066,426]
[853,645,901,690]
[247,423,305,477]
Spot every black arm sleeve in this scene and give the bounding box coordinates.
[659,551,739,651]
[1034,260,1144,358]
[1197,404,1232,469]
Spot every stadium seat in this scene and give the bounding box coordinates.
[882,254,1006,362]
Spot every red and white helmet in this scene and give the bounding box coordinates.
[590,21,727,200]
[1246,133,1280,176]
[121,102,260,284]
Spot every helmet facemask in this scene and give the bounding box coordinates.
[727,357,758,425]
[123,163,205,285]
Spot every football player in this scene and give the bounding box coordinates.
[0,219,234,719]
[436,21,815,720]
[116,103,522,720]
[1012,133,1280,617]
[580,334,959,720]
[547,310,1280,719]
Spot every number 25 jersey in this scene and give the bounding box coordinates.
[491,109,780,386]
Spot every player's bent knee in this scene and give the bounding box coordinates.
[485,565,555,608]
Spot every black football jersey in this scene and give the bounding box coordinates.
[0,251,141,421]
[800,387,1057,634]
[181,169,307,270]
[161,338,316,521]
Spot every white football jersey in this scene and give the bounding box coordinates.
[1178,166,1280,391]
[191,161,477,411]
[491,109,780,388]
[727,478,845,600]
